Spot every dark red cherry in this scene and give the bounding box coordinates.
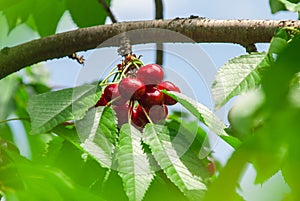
[137,64,164,85]
[139,86,164,108]
[103,83,127,105]
[149,105,168,123]
[95,94,107,107]
[158,81,181,105]
[113,104,129,127]
[118,78,146,100]
[103,83,118,102]
[131,105,149,129]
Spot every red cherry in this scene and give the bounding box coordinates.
[118,78,146,100]
[103,83,117,101]
[149,105,168,123]
[95,94,107,107]
[158,81,181,105]
[103,83,127,105]
[206,157,216,176]
[131,105,149,129]
[113,104,129,127]
[139,86,164,108]
[137,64,164,85]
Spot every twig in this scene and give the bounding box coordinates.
[243,43,258,53]
[154,0,164,65]
[98,0,117,23]
[1,19,299,80]
[68,53,85,64]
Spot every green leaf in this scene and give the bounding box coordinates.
[79,107,117,168]
[212,52,268,109]
[1,0,33,32]
[28,85,98,135]
[66,0,110,28]
[0,75,19,119]
[143,124,206,201]
[269,0,300,13]
[165,119,211,179]
[0,139,104,201]
[117,124,155,201]
[0,123,14,142]
[164,91,227,137]
[279,0,300,12]
[144,171,189,201]
[219,135,242,149]
[31,0,66,36]
[269,29,290,54]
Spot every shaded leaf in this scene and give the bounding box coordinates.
[279,0,300,12]
[269,0,300,13]
[66,0,110,28]
[0,75,19,119]
[31,0,66,36]
[117,124,154,201]
[0,139,104,201]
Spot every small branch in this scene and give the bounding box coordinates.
[155,0,163,19]
[98,0,117,23]
[0,19,299,79]
[243,43,258,53]
[68,53,85,64]
[154,0,164,65]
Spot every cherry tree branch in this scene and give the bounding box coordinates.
[0,18,299,79]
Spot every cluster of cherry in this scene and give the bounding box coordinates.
[96,62,180,129]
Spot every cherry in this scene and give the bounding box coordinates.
[118,78,146,100]
[103,83,127,105]
[139,86,164,108]
[206,157,216,176]
[131,105,149,129]
[137,64,164,85]
[149,104,168,123]
[103,83,117,101]
[131,104,168,129]
[157,81,181,105]
[113,104,129,127]
[95,94,107,107]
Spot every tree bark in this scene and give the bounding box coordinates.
[0,18,299,79]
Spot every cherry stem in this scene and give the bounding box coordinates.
[128,100,134,125]
[106,96,122,106]
[139,104,153,124]
[99,81,119,87]
[100,70,122,86]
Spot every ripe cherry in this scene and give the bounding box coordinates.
[206,157,216,176]
[139,86,164,108]
[95,94,107,107]
[113,104,129,127]
[137,64,164,85]
[131,105,149,129]
[118,78,146,100]
[158,81,181,105]
[149,104,168,123]
[103,83,127,105]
